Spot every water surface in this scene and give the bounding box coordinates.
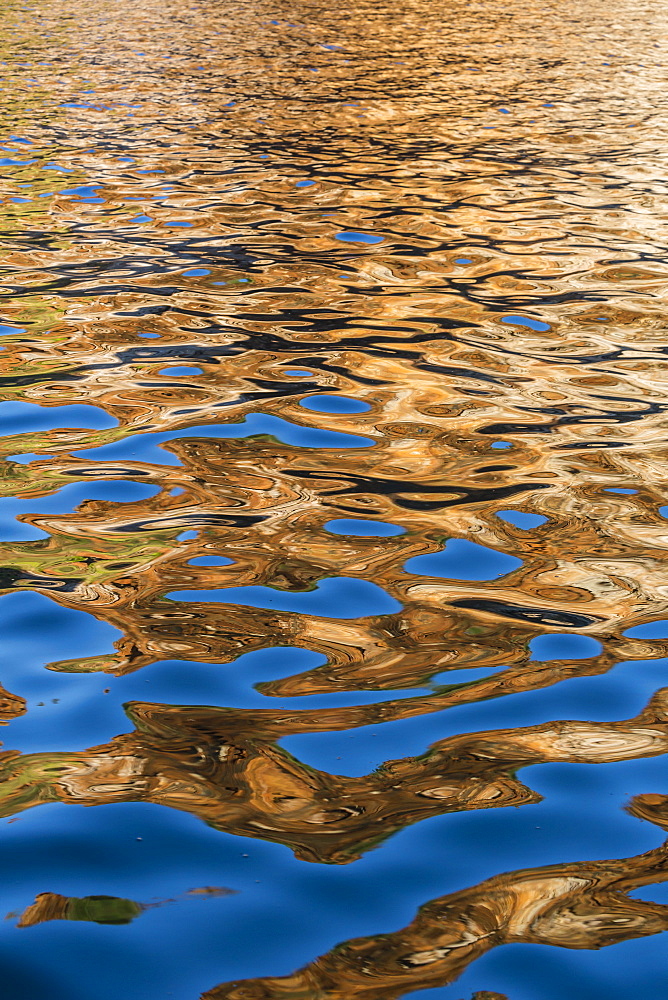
[1,1,668,998]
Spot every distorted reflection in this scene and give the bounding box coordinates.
[1,692,667,863]
[1,0,667,995]
[204,795,668,1000]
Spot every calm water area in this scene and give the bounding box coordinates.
[1,0,668,997]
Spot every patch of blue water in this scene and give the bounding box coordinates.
[187,556,234,567]
[76,413,376,462]
[324,518,405,536]
[436,931,668,1000]
[0,591,122,710]
[631,883,668,903]
[60,184,102,198]
[298,394,371,413]
[167,576,401,618]
[7,452,54,463]
[76,431,183,465]
[623,621,668,639]
[496,509,548,529]
[500,314,551,331]
[1,758,663,1000]
[404,538,522,580]
[334,231,384,244]
[0,402,117,436]
[529,633,603,660]
[156,366,203,376]
[428,664,509,688]
[8,641,661,782]
[0,157,36,166]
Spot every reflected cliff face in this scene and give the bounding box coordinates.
[1,0,668,996]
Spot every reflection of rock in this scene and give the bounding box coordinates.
[1,692,668,864]
[14,885,237,927]
[16,893,143,927]
[0,682,26,724]
[203,795,668,1000]
[626,793,668,832]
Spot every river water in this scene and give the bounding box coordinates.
[1,0,668,997]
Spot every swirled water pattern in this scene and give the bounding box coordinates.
[1,0,668,997]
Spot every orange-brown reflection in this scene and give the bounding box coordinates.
[203,794,668,1000]
[2,422,668,691]
[1,691,667,864]
[0,683,26,724]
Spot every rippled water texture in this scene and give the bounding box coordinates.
[1,1,668,997]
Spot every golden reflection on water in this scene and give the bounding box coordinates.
[206,793,668,1000]
[1,0,668,995]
